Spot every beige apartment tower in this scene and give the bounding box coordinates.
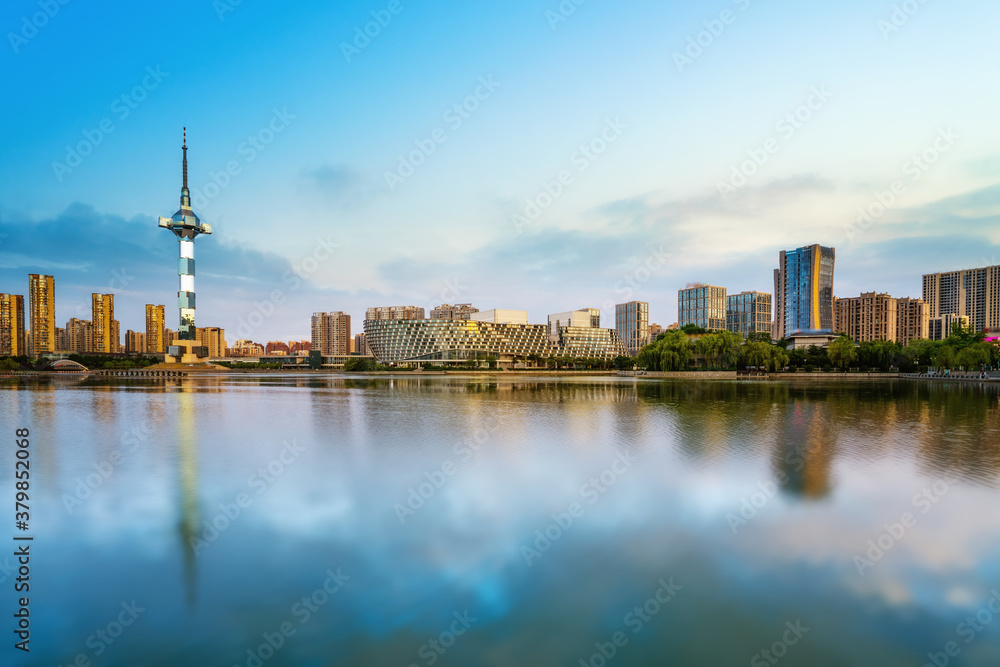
[195,327,227,357]
[922,265,1000,334]
[146,304,166,354]
[92,293,116,353]
[834,293,930,344]
[0,294,26,356]
[28,274,55,356]
[312,312,352,356]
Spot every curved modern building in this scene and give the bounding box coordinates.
[364,318,626,367]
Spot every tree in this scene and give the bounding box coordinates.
[826,336,857,370]
[931,345,956,370]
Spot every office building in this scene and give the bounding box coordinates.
[679,285,727,331]
[929,313,970,341]
[430,304,479,320]
[125,330,146,354]
[773,245,836,338]
[726,291,772,338]
[615,301,649,356]
[896,297,930,345]
[28,274,55,356]
[146,304,166,354]
[922,264,1000,334]
[311,312,351,356]
[583,308,601,328]
[365,306,425,321]
[0,294,25,356]
[196,327,227,358]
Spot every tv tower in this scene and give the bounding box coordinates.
[158,128,212,362]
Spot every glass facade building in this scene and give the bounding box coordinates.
[364,319,626,367]
[726,291,772,338]
[615,301,649,356]
[774,245,836,338]
[678,285,727,331]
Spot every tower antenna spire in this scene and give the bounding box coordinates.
[182,127,188,192]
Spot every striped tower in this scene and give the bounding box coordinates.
[159,129,212,362]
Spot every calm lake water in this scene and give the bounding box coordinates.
[3,375,1000,666]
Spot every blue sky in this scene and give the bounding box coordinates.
[1,0,999,341]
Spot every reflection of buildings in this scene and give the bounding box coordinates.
[176,391,200,607]
[772,400,835,499]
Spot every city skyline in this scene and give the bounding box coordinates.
[2,1,998,341]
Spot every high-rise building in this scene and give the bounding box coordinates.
[365,306,426,321]
[146,304,166,354]
[922,265,1000,334]
[195,327,227,357]
[649,323,664,340]
[834,293,897,342]
[615,301,649,356]
[679,285,727,331]
[92,293,116,353]
[28,274,55,356]
[430,304,479,320]
[929,313,970,341]
[311,312,351,355]
[773,245,836,339]
[111,319,121,353]
[1,294,24,354]
[583,308,601,328]
[726,291,773,338]
[0,294,26,356]
[65,318,93,353]
[125,330,146,354]
[896,297,930,345]
[353,333,367,355]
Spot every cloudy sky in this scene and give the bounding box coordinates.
[1,0,998,341]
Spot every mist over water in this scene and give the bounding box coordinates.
[4,376,1000,666]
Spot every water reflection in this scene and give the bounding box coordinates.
[2,376,1000,666]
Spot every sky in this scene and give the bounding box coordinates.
[1,0,999,342]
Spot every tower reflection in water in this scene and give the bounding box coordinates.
[176,388,200,608]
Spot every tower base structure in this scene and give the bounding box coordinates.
[165,340,210,364]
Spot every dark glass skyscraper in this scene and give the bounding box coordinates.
[773,245,835,338]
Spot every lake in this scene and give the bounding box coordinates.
[3,375,1000,666]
